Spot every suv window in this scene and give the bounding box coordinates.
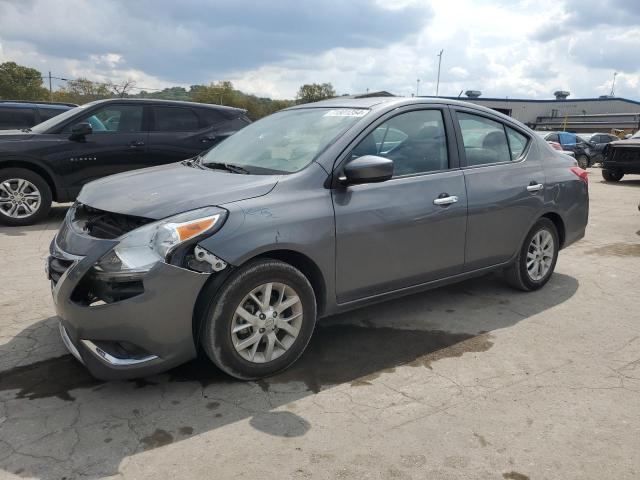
[457,112,511,166]
[153,107,199,132]
[73,105,144,133]
[0,107,35,129]
[351,109,448,177]
[506,127,528,160]
[197,108,227,128]
[38,108,65,122]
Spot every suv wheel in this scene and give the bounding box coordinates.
[504,218,559,291]
[602,169,624,182]
[577,155,589,169]
[0,168,52,226]
[201,259,317,380]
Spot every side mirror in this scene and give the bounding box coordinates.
[341,155,393,185]
[70,122,92,139]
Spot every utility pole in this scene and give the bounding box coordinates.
[416,78,420,97]
[610,72,618,96]
[48,71,53,102]
[436,49,444,96]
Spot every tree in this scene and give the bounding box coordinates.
[110,78,137,98]
[191,81,236,105]
[52,78,112,104]
[0,62,48,100]
[296,83,335,103]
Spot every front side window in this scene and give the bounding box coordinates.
[201,107,367,174]
[73,105,144,133]
[351,110,448,176]
[0,107,35,129]
[153,107,199,132]
[457,112,511,166]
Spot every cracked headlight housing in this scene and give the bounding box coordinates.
[96,207,227,275]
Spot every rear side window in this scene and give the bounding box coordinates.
[0,107,35,129]
[153,107,199,132]
[198,108,228,128]
[506,127,528,159]
[457,112,511,166]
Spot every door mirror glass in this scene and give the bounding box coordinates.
[70,122,92,138]
[342,155,393,185]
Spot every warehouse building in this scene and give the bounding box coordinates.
[439,91,640,134]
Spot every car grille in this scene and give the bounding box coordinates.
[611,148,640,163]
[73,203,152,240]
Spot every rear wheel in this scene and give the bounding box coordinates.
[504,218,559,291]
[602,169,624,182]
[0,168,52,226]
[201,259,317,380]
[577,155,589,169]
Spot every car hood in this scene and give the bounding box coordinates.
[78,162,280,219]
[609,139,640,148]
[0,130,36,141]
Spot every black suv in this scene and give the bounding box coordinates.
[0,99,250,225]
[0,101,76,130]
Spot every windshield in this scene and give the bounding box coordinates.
[30,101,100,133]
[201,107,368,174]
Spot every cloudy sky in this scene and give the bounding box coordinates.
[0,0,638,100]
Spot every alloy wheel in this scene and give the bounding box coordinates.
[0,178,42,219]
[231,282,303,363]
[526,229,554,281]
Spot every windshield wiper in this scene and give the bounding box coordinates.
[181,155,205,169]
[204,162,250,174]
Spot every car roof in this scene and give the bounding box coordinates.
[0,101,75,109]
[88,98,246,113]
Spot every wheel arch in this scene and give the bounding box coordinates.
[541,211,566,249]
[0,160,61,202]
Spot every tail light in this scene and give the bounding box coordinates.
[570,166,588,184]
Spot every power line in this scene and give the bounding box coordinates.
[39,74,166,92]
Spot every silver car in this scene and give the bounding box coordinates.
[48,97,589,381]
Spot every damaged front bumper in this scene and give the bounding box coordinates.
[48,217,212,381]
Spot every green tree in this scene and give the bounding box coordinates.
[296,83,335,103]
[53,78,113,104]
[0,61,48,100]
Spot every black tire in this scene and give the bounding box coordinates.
[0,168,52,226]
[602,169,624,182]
[201,259,317,380]
[577,155,589,169]
[504,218,559,292]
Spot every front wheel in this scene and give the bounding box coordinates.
[577,155,589,169]
[201,259,317,380]
[602,169,624,182]
[0,168,52,226]
[504,218,559,291]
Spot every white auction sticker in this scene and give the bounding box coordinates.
[322,109,368,117]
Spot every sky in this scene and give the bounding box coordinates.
[0,0,638,100]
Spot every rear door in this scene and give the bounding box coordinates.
[147,105,212,164]
[333,106,467,303]
[452,108,545,271]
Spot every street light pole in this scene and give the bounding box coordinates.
[436,49,443,96]
[48,71,53,102]
[416,78,420,97]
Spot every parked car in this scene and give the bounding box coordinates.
[538,136,575,157]
[0,99,250,225]
[0,100,76,130]
[601,130,640,182]
[539,131,592,168]
[578,132,619,164]
[47,97,589,381]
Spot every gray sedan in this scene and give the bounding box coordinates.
[48,96,589,380]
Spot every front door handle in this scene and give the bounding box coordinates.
[433,195,459,206]
[129,140,145,148]
[527,182,544,192]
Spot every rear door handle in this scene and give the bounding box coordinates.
[526,182,544,192]
[433,195,459,206]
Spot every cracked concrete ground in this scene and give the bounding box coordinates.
[0,174,639,480]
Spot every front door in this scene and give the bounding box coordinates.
[55,103,149,196]
[333,108,467,304]
[452,109,545,271]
